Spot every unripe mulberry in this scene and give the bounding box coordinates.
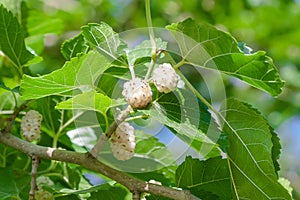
[110,122,136,161]
[152,63,178,93]
[20,110,42,142]
[122,78,152,109]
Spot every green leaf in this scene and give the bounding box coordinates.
[81,22,122,61]
[176,156,231,200]
[0,168,18,199]
[166,18,284,96]
[0,0,24,21]
[61,34,89,60]
[0,82,13,92]
[0,5,34,67]
[55,91,125,114]
[66,165,81,189]
[221,98,291,199]
[125,38,167,66]
[20,51,111,100]
[88,183,131,200]
[25,35,44,54]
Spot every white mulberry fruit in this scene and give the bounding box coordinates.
[110,122,136,161]
[20,110,42,142]
[122,78,152,109]
[152,63,178,93]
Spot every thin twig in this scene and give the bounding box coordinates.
[89,106,132,158]
[29,154,39,200]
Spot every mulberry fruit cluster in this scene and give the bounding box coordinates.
[110,122,136,161]
[152,63,178,93]
[20,110,42,142]
[122,78,152,109]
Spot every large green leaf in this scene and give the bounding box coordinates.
[0,5,34,67]
[55,91,125,114]
[166,18,284,96]
[20,51,111,100]
[221,98,291,199]
[176,156,231,200]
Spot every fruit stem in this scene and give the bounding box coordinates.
[129,65,136,79]
[145,57,156,80]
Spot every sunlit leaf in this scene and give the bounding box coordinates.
[0,5,34,67]
[20,51,111,100]
[166,18,284,96]
[82,22,123,61]
[55,91,125,114]
[221,98,291,199]
[176,156,231,200]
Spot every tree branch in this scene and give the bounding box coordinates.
[0,132,199,200]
